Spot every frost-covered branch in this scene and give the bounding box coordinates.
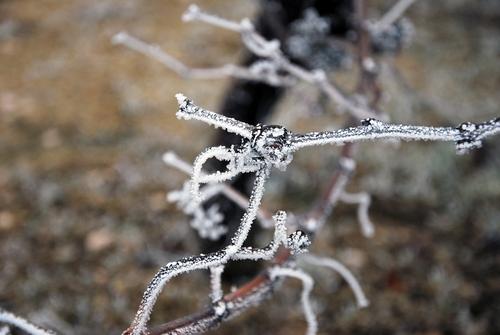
[233,211,288,261]
[269,267,317,335]
[291,117,500,154]
[0,309,55,335]
[176,94,254,139]
[111,32,294,86]
[182,5,376,119]
[182,4,242,32]
[178,95,500,158]
[301,254,369,308]
[113,5,378,119]
[125,166,270,335]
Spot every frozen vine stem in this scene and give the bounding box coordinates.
[176,94,500,158]
[122,94,499,335]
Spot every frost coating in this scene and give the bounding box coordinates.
[291,117,500,154]
[176,94,253,139]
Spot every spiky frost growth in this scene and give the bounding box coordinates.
[287,230,312,255]
[167,182,227,240]
[301,254,369,308]
[270,267,317,335]
[0,309,56,335]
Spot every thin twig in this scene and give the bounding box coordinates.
[301,254,369,308]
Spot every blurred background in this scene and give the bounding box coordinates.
[1,0,499,334]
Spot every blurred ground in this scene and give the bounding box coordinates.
[0,1,499,334]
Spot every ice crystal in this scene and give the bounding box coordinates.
[287,230,311,255]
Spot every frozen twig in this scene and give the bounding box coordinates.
[0,326,9,335]
[190,146,237,203]
[125,166,270,335]
[0,309,55,335]
[301,254,369,308]
[112,32,294,86]
[176,94,254,139]
[233,211,288,261]
[291,117,500,154]
[369,0,417,33]
[270,267,317,335]
[179,95,500,158]
[182,4,242,32]
[339,191,375,238]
